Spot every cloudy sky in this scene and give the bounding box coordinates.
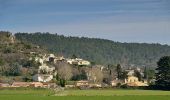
[0,0,170,44]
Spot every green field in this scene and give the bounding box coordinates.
[0,89,170,100]
[55,89,170,96]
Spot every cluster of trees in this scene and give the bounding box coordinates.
[15,32,170,67]
[54,62,157,87]
[54,62,104,87]
[115,64,155,82]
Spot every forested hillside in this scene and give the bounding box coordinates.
[15,32,170,67]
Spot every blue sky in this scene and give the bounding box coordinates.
[0,0,170,44]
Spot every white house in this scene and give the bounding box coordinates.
[38,64,55,74]
[33,74,53,82]
[66,58,90,66]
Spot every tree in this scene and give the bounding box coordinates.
[72,67,87,81]
[9,62,22,76]
[147,69,155,80]
[55,62,73,87]
[134,70,142,81]
[0,64,10,76]
[121,71,128,79]
[71,54,77,59]
[143,67,148,79]
[3,47,13,53]
[0,58,5,66]
[116,64,122,79]
[143,67,155,81]
[88,67,103,83]
[155,56,170,88]
[108,64,115,75]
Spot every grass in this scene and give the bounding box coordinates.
[56,89,170,96]
[0,88,54,96]
[1,95,170,100]
[0,89,170,100]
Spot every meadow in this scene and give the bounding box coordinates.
[0,89,170,100]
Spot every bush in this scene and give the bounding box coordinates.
[3,47,12,53]
[0,58,5,66]
[120,84,129,89]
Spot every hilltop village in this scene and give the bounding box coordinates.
[0,32,154,89]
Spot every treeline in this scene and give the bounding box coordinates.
[15,32,170,67]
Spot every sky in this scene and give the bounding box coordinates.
[0,0,170,44]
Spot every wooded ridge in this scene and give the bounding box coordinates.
[15,32,170,67]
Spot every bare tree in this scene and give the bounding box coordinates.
[55,62,73,87]
[87,67,103,83]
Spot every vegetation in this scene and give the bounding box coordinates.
[55,89,170,96]
[155,56,170,89]
[55,62,73,87]
[1,31,170,90]
[15,32,170,67]
[1,96,170,100]
[0,89,170,100]
[0,88,54,96]
[0,31,47,82]
[1,31,170,100]
[116,64,123,79]
[88,67,103,83]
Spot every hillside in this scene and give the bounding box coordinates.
[15,32,170,67]
[0,31,47,80]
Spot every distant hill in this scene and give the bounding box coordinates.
[15,32,170,67]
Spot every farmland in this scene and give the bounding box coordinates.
[0,89,170,100]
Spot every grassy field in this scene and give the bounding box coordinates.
[55,89,170,96]
[0,88,54,96]
[1,95,170,100]
[0,89,170,100]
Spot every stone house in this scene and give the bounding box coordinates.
[125,76,148,86]
[75,80,89,87]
